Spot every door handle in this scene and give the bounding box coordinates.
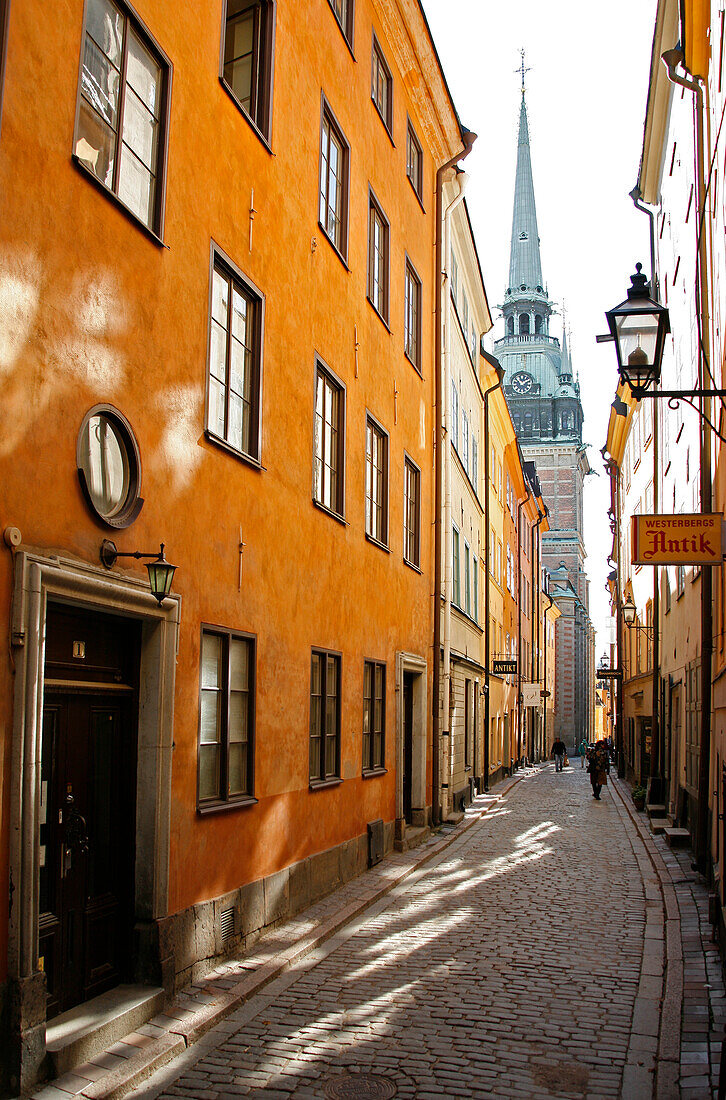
[65,809,89,855]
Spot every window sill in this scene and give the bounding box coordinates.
[328,6,356,60]
[72,155,166,247]
[309,777,343,791]
[362,767,387,779]
[404,349,423,376]
[407,175,426,213]
[197,795,258,816]
[204,429,264,470]
[403,557,422,574]
[318,223,350,271]
[367,295,391,332]
[365,532,390,553]
[219,78,273,153]
[371,99,395,147]
[313,498,347,526]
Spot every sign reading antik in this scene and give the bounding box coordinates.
[631,514,723,565]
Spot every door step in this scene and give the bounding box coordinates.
[394,825,430,852]
[664,827,691,849]
[647,803,667,820]
[649,817,672,835]
[46,984,165,1077]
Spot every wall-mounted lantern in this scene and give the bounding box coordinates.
[100,540,177,605]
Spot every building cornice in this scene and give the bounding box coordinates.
[372,0,462,165]
[639,0,680,204]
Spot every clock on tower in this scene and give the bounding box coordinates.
[511,371,533,395]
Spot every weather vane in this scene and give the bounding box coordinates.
[516,48,531,94]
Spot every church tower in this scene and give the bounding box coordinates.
[494,79,594,747]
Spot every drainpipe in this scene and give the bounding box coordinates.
[629,184,662,798]
[662,49,713,875]
[433,129,476,827]
[481,351,505,791]
[516,485,532,767]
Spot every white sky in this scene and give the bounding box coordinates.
[421,0,658,655]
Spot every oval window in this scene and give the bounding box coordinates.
[77,406,143,528]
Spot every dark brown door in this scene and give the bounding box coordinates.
[40,606,138,1018]
[402,672,414,824]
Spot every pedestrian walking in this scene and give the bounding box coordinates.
[588,740,609,800]
[579,736,589,768]
[551,738,567,772]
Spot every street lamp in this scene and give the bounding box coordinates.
[598,651,610,672]
[621,597,637,626]
[605,264,670,397]
[101,540,177,605]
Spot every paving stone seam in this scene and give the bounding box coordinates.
[38,770,535,1100]
[610,775,684,1099]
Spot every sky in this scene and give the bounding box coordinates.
[421,0,659,655]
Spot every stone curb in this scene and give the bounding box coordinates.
[609,775,683,1100]
[51,768,535,1100]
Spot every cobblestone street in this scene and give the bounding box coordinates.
[125,763,722,1100]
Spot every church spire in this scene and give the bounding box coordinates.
[507,85,543,295]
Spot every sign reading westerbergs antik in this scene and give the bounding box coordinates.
[631,514,723,565]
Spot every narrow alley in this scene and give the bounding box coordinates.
[89,764,721,1100]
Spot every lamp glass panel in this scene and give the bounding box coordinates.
[615,311,659,367]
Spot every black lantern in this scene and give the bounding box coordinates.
[605,264,670,397]
[598,651,610,671]
[622,597,637,626]
[101,539,177,605]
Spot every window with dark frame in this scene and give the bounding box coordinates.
[363,660,385,772]
[403,457,420,568]
[222,0,274,140]
[365,415,388,545]
[404,260,421,370]
[314,360,345,516]
[198,628,255,807]
[371,34,392,134]
[368,191,389,322]
[310,650,341,782]
[74,0,171,235]
[406,120,423,199]
[319,101,349,260]
[207,255,263,462]
[328,0,354,47]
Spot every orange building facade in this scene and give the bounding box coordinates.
[0,0,467,1088]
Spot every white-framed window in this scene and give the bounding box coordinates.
[451,381,459,451]
[452,526,461,607]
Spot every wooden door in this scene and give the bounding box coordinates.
[39,605,138,1018]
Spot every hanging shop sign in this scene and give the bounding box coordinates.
[597,669,622,680]
[521,682,542,707]
[492,659,517,676]
[631,513,723,565]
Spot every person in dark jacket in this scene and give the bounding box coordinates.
[588,741,609,800]
[551,738,567,772]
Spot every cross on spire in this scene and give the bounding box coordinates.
[516,48,531,94]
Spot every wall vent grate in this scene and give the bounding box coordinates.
[220,906,236,943]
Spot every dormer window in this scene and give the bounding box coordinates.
[519,231,528,240]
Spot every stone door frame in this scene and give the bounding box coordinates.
[395,650,428,829]
[8,550,179,1087]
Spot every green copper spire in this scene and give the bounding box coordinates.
[507,90,543,294]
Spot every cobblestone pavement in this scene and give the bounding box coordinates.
[136,764,677,1100]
